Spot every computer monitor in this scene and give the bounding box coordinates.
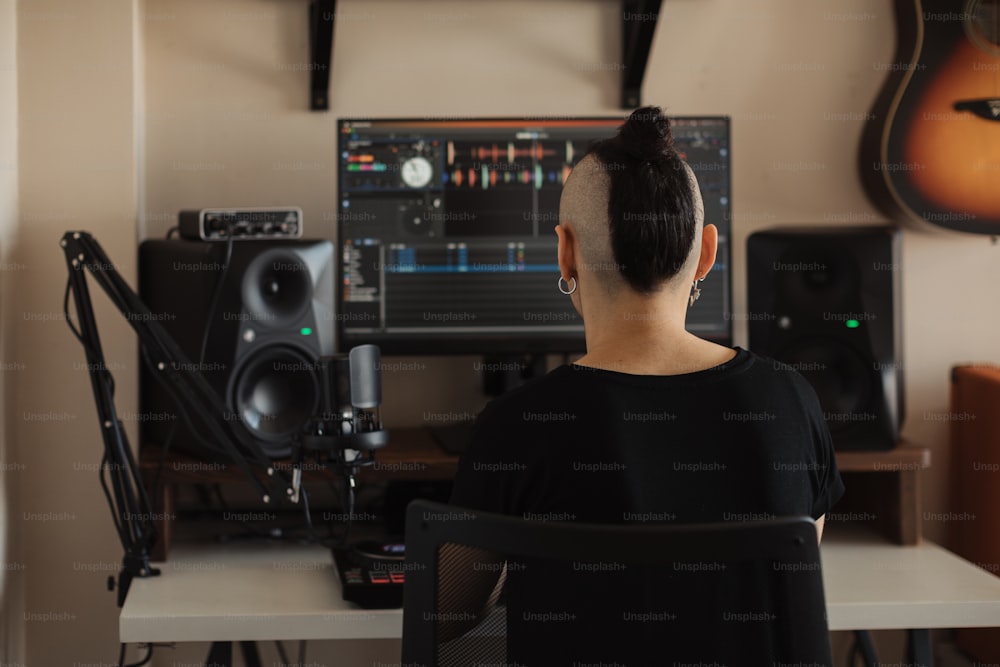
[337,117,731,355]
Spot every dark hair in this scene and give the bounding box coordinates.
[588,106,699,294]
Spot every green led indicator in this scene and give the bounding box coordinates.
[300,327,313,336]
[845,319,860,329]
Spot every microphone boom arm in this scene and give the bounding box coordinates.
[60,230,292,605]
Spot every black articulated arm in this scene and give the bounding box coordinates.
[60,230,293,605]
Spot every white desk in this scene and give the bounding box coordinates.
[823,529,1000,631]
[120,542,399,643]
[120,530,1000,643]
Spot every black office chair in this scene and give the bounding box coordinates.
[402,499,833,667]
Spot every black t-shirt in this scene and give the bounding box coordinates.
[448,347,845,665]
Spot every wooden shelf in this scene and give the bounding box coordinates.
[833,442,931,547]
[140,427,456,560]
[836,445,932,472]
[141,435,931,558]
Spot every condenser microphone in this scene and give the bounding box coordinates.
[301,344,388,453]
[346,344,388,451]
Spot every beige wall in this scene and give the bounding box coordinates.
[15,0,140,664]
[1,0,23,661]
[6,0,1000,663]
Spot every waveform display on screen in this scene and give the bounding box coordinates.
[445,141,575,164]
[443,139,584,190]
[445,165,573,189]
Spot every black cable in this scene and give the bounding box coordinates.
[64,277,114,397]
[298,639,306,665]
[99,453,128,546]
[338,469,356,548]
[63,278,85,344]
[298,482,332,547]
[847,633,879,667]
[274,640,290,665]
[165,226,179,239]
[119,644,154,667]
[117,642,154,667]
[211,483,230,510]
[197,231,235,366]
[301,480,314,533]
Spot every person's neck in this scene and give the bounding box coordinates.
[573,295,733,375]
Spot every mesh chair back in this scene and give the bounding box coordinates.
[402,499,833,667]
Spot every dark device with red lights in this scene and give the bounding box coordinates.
[332,539,407,609]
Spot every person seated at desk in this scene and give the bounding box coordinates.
[447,106,845,665]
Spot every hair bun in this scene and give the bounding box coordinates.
[619,106,673,162]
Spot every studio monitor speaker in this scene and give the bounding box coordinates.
[746,226,903,451]
[139,238,335,460]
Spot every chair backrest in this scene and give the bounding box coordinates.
[402,499,833,667]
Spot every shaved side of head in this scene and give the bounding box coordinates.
[559,155,625,295]
[679,161,706,278]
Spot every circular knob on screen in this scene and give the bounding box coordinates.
[401,156,434,188]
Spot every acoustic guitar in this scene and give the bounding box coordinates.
[860,0,1000,234]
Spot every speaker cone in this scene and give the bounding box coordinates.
[231,345,319,456]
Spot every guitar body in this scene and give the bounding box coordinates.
[860,0,1000,234]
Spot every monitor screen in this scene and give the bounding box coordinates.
[336,117,731,355]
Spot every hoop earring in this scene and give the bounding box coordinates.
[688,277,703,307]
[558,276,577,296]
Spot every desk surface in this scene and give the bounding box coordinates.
[120,541,400,643]
[121,528,1000,643]
[823,528,1000,630]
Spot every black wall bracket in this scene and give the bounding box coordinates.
[621,0,663,109]
[309,0,336,111]
[307,0,662,111]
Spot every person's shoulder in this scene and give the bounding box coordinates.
[739,348,811,382]
[739,349,826,414]
[476,365,578,421]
